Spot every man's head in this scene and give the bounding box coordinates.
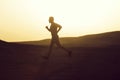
[49,16,54,23]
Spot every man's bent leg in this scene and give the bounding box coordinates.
[56,41,72,57]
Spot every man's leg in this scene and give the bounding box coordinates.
[43,40,54,59]
[56,40,72,57]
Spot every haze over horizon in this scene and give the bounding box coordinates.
[0,0,120,42]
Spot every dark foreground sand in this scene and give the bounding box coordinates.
[0,42,120,80]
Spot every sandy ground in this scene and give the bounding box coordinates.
[0,45,120,80]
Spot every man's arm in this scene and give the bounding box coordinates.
[57,24,62,33]
[57,26,62,33]
[45,26,51,32]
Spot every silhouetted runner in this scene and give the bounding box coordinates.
[45,16,72,59]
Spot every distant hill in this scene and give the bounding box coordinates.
[0,40,12,51]
[17,31,120,47]
[0,40,7,45]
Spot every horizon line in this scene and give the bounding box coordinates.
[4,30,119,43]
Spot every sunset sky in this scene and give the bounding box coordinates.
[0,0,120,42]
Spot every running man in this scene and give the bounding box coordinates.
[45,16,71,59]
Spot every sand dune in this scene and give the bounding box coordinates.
[18,31,120,47]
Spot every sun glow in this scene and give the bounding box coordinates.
[0,0,120,41]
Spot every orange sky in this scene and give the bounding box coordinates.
[0,0,120,42]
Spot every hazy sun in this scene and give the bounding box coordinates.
[17,0,120,35]
[0,0,120,41]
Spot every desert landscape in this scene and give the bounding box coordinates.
[0,31,120,80]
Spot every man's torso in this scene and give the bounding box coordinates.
[50,23,58,36]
